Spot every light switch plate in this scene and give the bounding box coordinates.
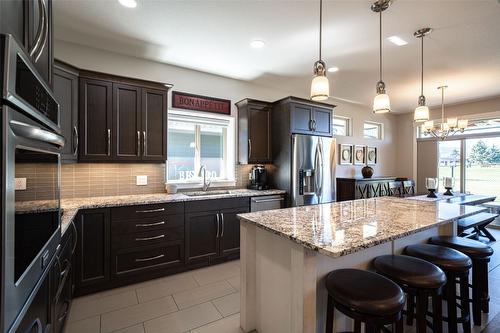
[15,178,27,190]
[136,175,148,186]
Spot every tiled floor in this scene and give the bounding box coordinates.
[65,229,500,333]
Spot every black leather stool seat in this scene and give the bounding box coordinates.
[405,244,472,272]
[374,255,446,290]
[326,269,405,316]
[429,236,493,258]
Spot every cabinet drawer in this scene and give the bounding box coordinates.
[112,227,183,250]
[111,214,184,234]
[111,202,184,221]
[113,242,183,276]
[185,198,249,213]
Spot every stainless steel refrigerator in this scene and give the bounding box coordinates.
[273,134,336,207]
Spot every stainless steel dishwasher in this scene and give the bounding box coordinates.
[250,195,285,212]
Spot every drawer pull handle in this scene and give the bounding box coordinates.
[135,234,165,241]
[136,221,165,227]
[135,208,165,213]
[135,254,165,262]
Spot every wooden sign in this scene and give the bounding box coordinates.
[172,91,231,115]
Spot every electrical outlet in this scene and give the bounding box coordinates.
[15,178,27,190]
[136,175,148,186]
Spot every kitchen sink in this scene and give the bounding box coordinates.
[184,190,231,197]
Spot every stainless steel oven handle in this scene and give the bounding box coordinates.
[73,126,79,156]
[251,198,285,204]
[29,0,45,58]
[135,254,165,262]
[135,234,165,242]
[34,0,49,63]
[9,120,65,148]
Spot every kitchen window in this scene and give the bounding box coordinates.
[364,121,383,140]
[167,110,235,186]
[332,115,352,136]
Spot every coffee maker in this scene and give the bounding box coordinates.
[249,165,268,190]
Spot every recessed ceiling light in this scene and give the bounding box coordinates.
[250,40,265,49]
[118,0,137,8]
[327,67,339,73]
[387,36,408,46]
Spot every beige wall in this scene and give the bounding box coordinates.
[395,96,500,189]
[53,40,400,197]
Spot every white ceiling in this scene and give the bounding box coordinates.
[54,0,500,112]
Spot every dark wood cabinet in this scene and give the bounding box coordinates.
[236,99,272,164]
[15,273,52,333]
[220,206,249,256]
[336,177,398,201]
[53,62,79,162]
[79,78,113,161]
[272,97,334,141]
[79,71,168,162]
[290,102,332,136]
[74,209,111,294]
[142,88,168,161]
[0,0,53,87]
[185,211,220,264]
[113,83,142,160]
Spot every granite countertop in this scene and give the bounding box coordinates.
[15,189,286,235]
[237,196,487,258]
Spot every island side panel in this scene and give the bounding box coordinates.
[240,222,257,332]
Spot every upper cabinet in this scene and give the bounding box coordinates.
[53,61,79,162]
[236,99,272,164]
[0,0,53,87]
[79,71,168,162]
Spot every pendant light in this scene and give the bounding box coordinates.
[413,28,432,122]
[310,0,329,101]
[371,0,391,113]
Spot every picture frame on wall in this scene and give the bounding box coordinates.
[339,144,353,165]
[366,146,377,165]
[354,145,366,165]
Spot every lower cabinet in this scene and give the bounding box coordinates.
[15,276,52,333]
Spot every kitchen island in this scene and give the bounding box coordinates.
[237,197,487,333]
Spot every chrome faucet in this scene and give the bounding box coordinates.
[198,165,211,191]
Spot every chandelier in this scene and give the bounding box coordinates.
[422,85,468,140]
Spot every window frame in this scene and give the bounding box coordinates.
[166,109,236,188]
[363,121,384,140]
[332,115,352,136]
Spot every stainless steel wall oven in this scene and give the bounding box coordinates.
[1,34,63,333]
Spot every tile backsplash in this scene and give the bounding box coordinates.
[16,163,276,201]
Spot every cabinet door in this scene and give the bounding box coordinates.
[74,209,111,291]
[113,83,142,160]
[185,211,219,264]
[0,0,27,48]
[15,275,51,333]
[53,67,78,162]
[27,0,52,86]
[79,78,113,161]
[291,103,313,134]
[248,105,271,163]
[220,206,249,256]
[141,88,167,161]
[313,107,332,136]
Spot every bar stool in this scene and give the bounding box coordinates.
[405,244,472,333]
[325,269,405,333]
[429,236,494,326]
[373,255,446,333]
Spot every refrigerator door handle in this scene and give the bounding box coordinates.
[316,141,324,197]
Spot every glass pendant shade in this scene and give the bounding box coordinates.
[310,74,329,101]
[458,119,468,130]
[414,105,430,122]
[447,117,458,128]
[373,93,391,113]
[423,120,434,131]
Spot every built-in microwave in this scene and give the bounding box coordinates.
[1,34,64,333]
